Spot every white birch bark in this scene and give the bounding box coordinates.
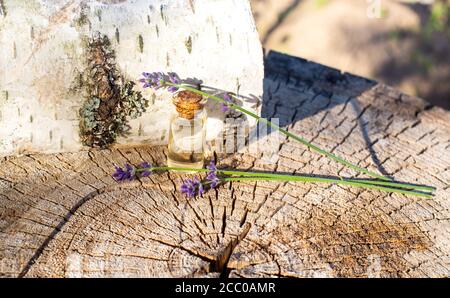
[0,0,263,156]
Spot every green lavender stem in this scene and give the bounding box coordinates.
[141,167,434,197]
[222,177,432,198]
[166,82,391,181]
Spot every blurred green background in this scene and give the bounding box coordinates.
[250,0,450,109]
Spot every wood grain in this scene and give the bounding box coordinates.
[1,51,449,277]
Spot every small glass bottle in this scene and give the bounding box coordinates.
[167,90,206,172]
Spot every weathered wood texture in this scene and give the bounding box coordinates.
[0,51,449,277]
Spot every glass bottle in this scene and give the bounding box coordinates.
[167,91,206,172]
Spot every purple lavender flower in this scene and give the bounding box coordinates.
[113,164,135,181]
[206,161,220,188]
[180,177,203,198]
[140,72,164,90]
[221,93,232,112]
[167,86,178,93]
[138,162,152,177]
[139,72,181,92]
[167,72,181,93]
[198,181,205,196]
[168,72,180,84]
[113,162,153,181]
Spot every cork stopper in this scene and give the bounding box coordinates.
[172,91,204,120]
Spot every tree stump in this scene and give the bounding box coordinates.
[1,51,449,278]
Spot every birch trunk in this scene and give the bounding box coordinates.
[0,0,263,156]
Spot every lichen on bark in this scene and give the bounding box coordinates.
[79,34,147,148]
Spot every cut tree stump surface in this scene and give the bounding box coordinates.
[1,51,449,277]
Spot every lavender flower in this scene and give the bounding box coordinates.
[139,162,152,177]
[168,72,180,84]
[167,72,181,93]
[180,177,203,198]
[113,164,135,181]
[206,161,220,188]
[140,72,163,90]
[140,71,180,93]
[113,162,153,181]
[221,93,232,112]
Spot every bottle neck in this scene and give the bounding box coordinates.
[172,90,204,120]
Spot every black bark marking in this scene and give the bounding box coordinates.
[95,9,102,22]
[185,36,192,54]
[138,35,144,53]
[115,28,120,44]
[188,0,195,13]
[0,0,6,17]
[13,42,17,59]
[236,78,241,95]
[216,27,220,42]
[160,5,168,25]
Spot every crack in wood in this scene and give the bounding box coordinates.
[210,222,251,278]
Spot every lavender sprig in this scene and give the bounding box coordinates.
[112,162,435,198]
[139,72,180,93]
[221,93,233,112]
[206,161,220,188]
[138,71,393,182]
[113,162,152,181]
[112,164,135,181]
[180,177,204,198]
